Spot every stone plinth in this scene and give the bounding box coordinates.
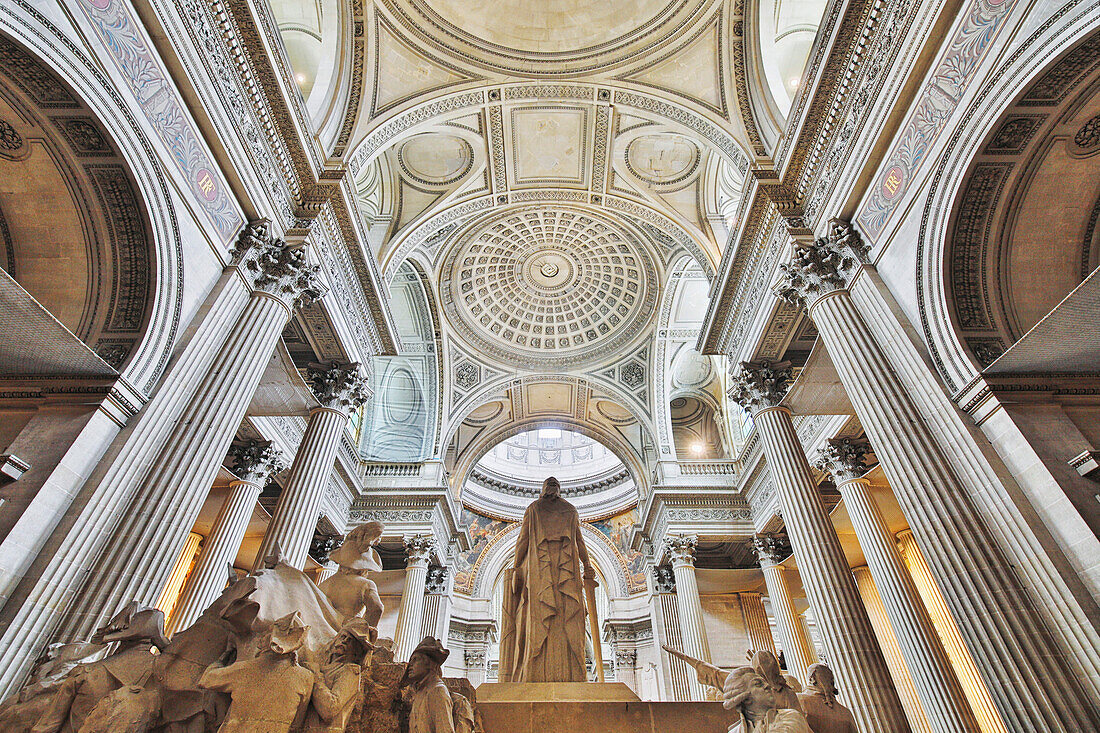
[478,699,729,733]
[477,682,641,702]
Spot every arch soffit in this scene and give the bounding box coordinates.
[451,415,649,509]
[387,256,443,453]
[442,370,657,460]
[917,10,1100,394]
[470,521,631,598]
[0,10,184,399]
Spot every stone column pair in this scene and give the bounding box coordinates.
[167,441,286,634]
[252,362,371,570]
[665,536,710,701]
[394,535,434,661]
[750,535,815,684]
[774,219,1100,730]
[58,221,324,642]
[731,366,910,733]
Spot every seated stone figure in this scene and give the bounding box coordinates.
[796,663,859,733]
[723,666,813,733]
[320,521,385,631]
[199,611,315,733]
[304,617,375,733]
[399,637,475,733]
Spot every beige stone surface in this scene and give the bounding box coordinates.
[476,682,641,702]
[478,699,729,732]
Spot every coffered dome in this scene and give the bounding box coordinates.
[440,207,658,369]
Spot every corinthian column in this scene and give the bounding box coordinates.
[776,219,1100,730]
[897,530,1009,733]
[853,566,932,733]
[738,591,777,658]
[665,535,710,701]
[58,221,323,642]
[169,441,285,634]
[253,363,371,570]
[394,535,433,661]
[731,365,908,733]
[751,535,814,683]
[818,439,976,733]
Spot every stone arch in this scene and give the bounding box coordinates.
[919,12,1100,392]
[0,14,183,397]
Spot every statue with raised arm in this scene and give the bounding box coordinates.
[499,476,595,683]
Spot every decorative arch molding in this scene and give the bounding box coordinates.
[0,5,184,398]
[442,370,657,465]
[452,416,647,509]
[347,81,751,187]
[383,188,715,285]
[469,521,632,598]
[918,5,1100,394]
[397,255,445,454]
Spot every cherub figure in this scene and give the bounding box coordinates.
[319,521,384,630]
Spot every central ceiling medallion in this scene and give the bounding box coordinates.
[440,207,658,369]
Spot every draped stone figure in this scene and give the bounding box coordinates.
[499,476,595,683]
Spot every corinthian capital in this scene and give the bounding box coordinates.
[751,534,791,567]
[232,219,325,308]
[776,219,870,309]
[228,440,285,485]
[815,438,870,484]
[665,535,698,567]
[728,360,791,413]
[307,361,373,411]
[404,534,434,565]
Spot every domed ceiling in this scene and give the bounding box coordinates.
[381,0,716,75]
[440,206,658,369]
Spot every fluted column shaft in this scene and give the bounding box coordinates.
[898,530,1009,733]
[752,406,908,733]
[756,561,814,683]
[169,479,262,634]
[59,291,296,641]
[853,566,933,733]
[154,532,202,620]
[738,592,777,658]
[253,408,346,569]
[811,287,1100,729]
[394,537,433,661]
[836,470,977,733]
[667,538,710,701]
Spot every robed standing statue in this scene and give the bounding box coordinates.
[499,476,596,683]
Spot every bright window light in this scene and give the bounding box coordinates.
[538,428,562,441]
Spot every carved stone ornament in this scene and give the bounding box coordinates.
[776,219,870,309]
[815,439,871,484]
[615,649,638,667]
[729,360,792,412]
[425,565,449,594]
[231,219,325,308]
[307,361,373,410]
[464,648,487,668]
[653,565,676,593]
[404,534,434,564]
[665,535,698,566]
[228,440,286,485]
[751,534,792,567]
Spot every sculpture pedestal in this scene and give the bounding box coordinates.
[476,683,729,732]
[477,682,640,702]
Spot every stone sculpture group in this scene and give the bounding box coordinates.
[664,644,858,733]
[0,522,481,733]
